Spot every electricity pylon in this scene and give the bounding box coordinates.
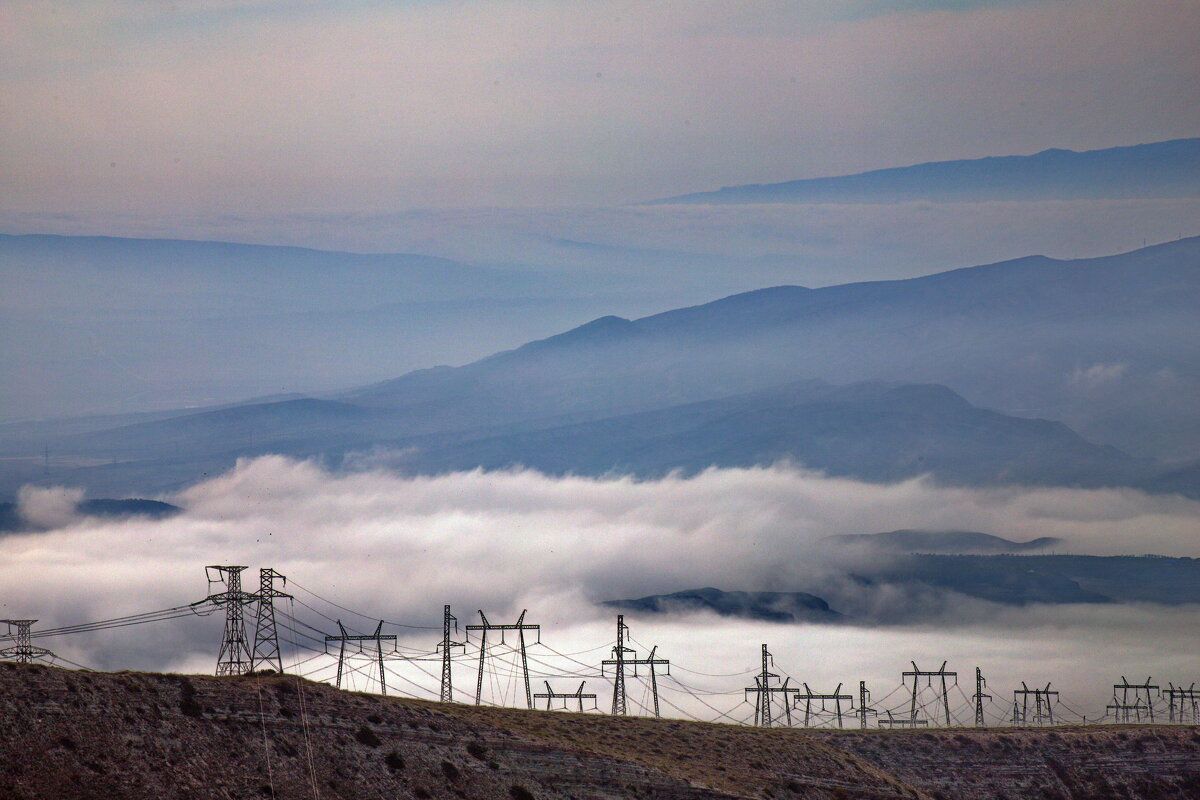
[438,605,464,703]
[903,661,956,727]
[601,615,670,718]
[205,566,256,676]
[1113,676,1159,723]
[467,610,541,709]
[1012,682,1058,726]
[795,683,853,728]
[0,620,53,664]
[857,680,878,729]
[251,568,290,673]
[326,620,396,694]
[533,681,597,712]
[743,643,798,727]
[973,667,991,728]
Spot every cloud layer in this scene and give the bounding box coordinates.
[2,457,1198,718]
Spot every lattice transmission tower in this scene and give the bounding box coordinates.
[205,566,256,676]
[251,568,290,673]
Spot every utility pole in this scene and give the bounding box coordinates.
[1012,682,1058,726]
[857,680,878,729]
[0,620,53,664]
[533,681,597,712]
[251,568,290,673]
[438,605,465,703]
[795,683,853,728]
[903,661,957,727]
[205,566,256,676]
[325,620,395,694]
[973,667,991,728]
[601,616,670,718]
[466,610,541,709]
[1114,676,1159,723]
[742,644,798,727]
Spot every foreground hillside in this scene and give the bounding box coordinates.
[2,664,1198,800]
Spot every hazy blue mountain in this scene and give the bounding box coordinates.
[3,238,1196,497]
[0,498,181,533]
[343,237,1200,459]
[0,379,1178,500]
[646,138,1200,204]
[393,381,1148,490]
[605,587,840,623]
[857,554,1200,607]
[828,530,1060,554]
[613,556,1200,624]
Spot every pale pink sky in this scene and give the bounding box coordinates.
[2,0,1198,212]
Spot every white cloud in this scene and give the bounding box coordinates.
[15,484,84,529]
[1,456,1197,719]
[1069,362,1128,389]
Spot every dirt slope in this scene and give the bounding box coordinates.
[1,663,1197,800]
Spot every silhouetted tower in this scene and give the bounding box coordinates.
[857,680,878,729]
[467,610,541,709]
[903,661,956,727]
[251,568,290,673]
[601,616,671,718]
[0,620,53,664]
[205,566,256,676]
[326,620,395,694]
[438,605,465,703]
[973,667,991,728]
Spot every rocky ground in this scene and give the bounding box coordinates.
[1,662,1197,800]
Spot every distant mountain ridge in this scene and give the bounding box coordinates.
[828,530,1060,554]
[609,555,1200,625]
[604,587,840,623]
[1,238,1196,498]
[646,138,1200,204]
[344,237,1200,459]
[0,498,181,533]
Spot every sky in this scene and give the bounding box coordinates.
[3,457,1198,720]
[3,0,1199,213]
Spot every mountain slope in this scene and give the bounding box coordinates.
[345,237,1200,458]
[827,530,1060,554]
[4,239,1196,497]
[0,379,1161,499]
[395,381,1147,489]
[647,138,1200,204]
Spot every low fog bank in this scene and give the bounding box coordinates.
[5,199,1198,292]
[2,457,1197,718]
